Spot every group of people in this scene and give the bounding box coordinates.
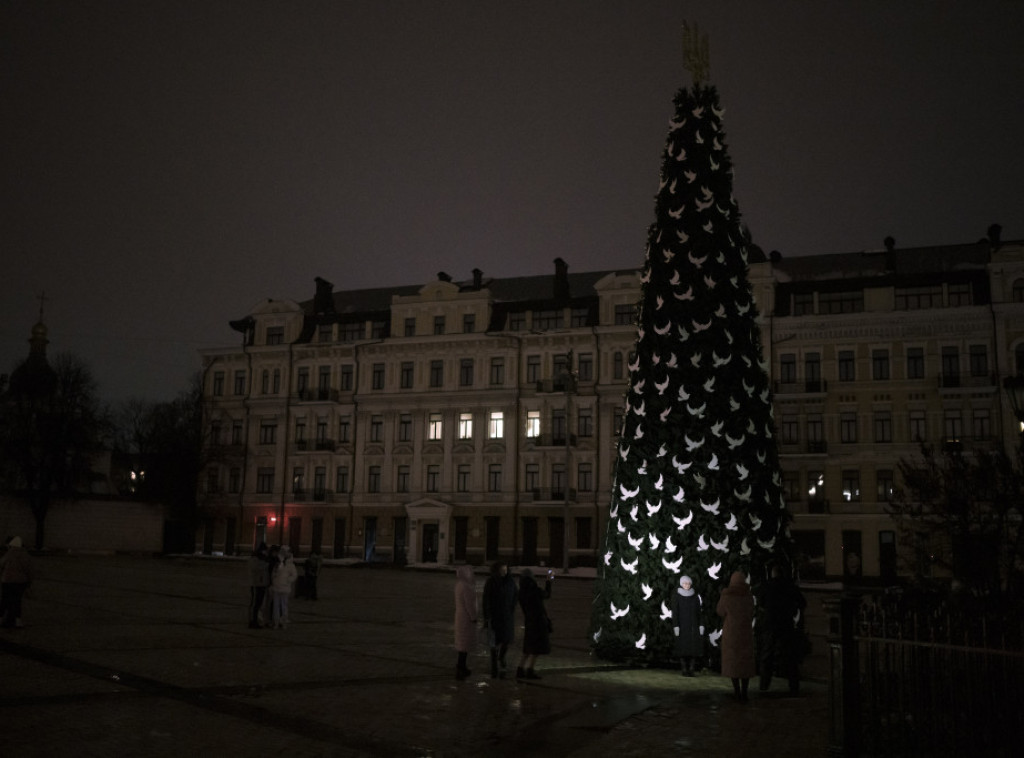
[0,536,32,629]
[454,562,553,681]
[247,543,326,629]
[673,565,807,701]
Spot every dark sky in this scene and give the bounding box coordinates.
[3,1,1023,403]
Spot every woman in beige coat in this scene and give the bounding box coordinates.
[453,565,477,680]
[716,571,756,701]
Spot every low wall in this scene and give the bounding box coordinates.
[0,496,173,553]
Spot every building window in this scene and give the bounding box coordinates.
[488,464,502,492]
[261,370,270,395]
[317,324,332,343]
[838,350,855,381]
[525,463,540,492]
[313,467,326,499]
[840,412,858,443]
[526,410,541,438]
[490,357,505,386]
[231,421,243,445]
[458,412,473,440]
[404,317,416,337]
[397,465,410,493]
[228,467,241,494]
[793,292,814,316]
[508,311,526,331]
[266,326,285,345]
[947,282,972,307]
[526,355,541,383]
[433,315,445,335]
[780,354,797,384]
[577,407,593,438]
[400,361,414,389]
[781,415,799,444]
[429,360,444,388]
[782,472,800,503]
[571,307,589,327]
[463,313,475,333]
[489,411,504,439]
[613,351,624,380]
[370,320,387,339]
[1012,278,1024,303]
[259,422,277,445]
[292,467,304,495]
[896,285,942,310]
[874,411,892,443]
[294,419,306,443]
[338,416,351,443]
[398,414,412,442]
[459,358,474,387]
[551,464,567,499]
[368,466,381,493]
[577,352,593,382]
[941,346,960,385]
[577,462,593,492]
[256,467,275,494]
[841,470,861,502]
[426,465,440,492]
[614,304,635,325]
[969,344,988,377]
[805,352,822,390]
[316,417,328,444]
[552,409,567,444]
[210,421,223,446]
[457,464,471,492]
[370,415,384,442]
[807,414,824,445]
[872,349,890,380]
[341,322,362,341]
[428,413,443,440]
[212,371,225,396]
[340,364,353,391]
[909,410,927,441]
[906,347,924,379]
[807,470,825,505]
[819,290,864,314]
[553,353,569,380]
[206,467,219,494]
[233,371,246,395]
[877,469,894,502]
[971,409,991,439]
[944,409,963,442]
[371,363,385,390]
[336,465,349,493]
[297,367,310,395]
[534,309,563,330]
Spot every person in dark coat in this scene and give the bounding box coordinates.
[758,563,807,694]
[672,574,703,676]
[247,543,270,628]
[0,537,33,628]
[516,568,551,680]
[482,561,518,678]
[716,570,756,702]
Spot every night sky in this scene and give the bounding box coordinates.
[3,1,1022,403]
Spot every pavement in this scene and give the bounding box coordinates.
[0,555,832,757]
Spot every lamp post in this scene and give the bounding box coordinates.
[1003,375,1024,441]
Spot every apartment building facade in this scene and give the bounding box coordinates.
[198,236,1024,580]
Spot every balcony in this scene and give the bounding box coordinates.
[295,388,340,402]
[527,488,577,502]
[525,433,576,448]
[938,372,996,392]
[773,380,828,395]
[535,376,575,394]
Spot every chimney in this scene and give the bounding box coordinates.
[472,268,483,289]
[313,277,335,315]
[884,236,895,252]
[553,257,570,301]
[437,271,452,282]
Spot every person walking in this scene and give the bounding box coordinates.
[672,574,704,676]
[270,546,297,628]
[303,550,324,600]
[248,543,271,628]
[516,568,552,680]
[0,537,33,629]
[717,570,756,702]
[482,561,518,678]
[758,563,807,694]
[453,564,477,680]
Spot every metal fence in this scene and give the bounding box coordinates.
[828,590,1024,756]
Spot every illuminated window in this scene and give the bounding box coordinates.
[428,413,443,441]
[526,410,541,438]
[458,412,473,440]
[841,470,861,502]
[488,411,504,439]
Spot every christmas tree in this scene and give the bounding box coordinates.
[590,32,791,664]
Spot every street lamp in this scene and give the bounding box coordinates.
[1003,375,1024,438]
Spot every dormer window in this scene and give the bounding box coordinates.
[266,326,284,345]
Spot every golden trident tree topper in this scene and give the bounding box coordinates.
[682,21,710,85]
